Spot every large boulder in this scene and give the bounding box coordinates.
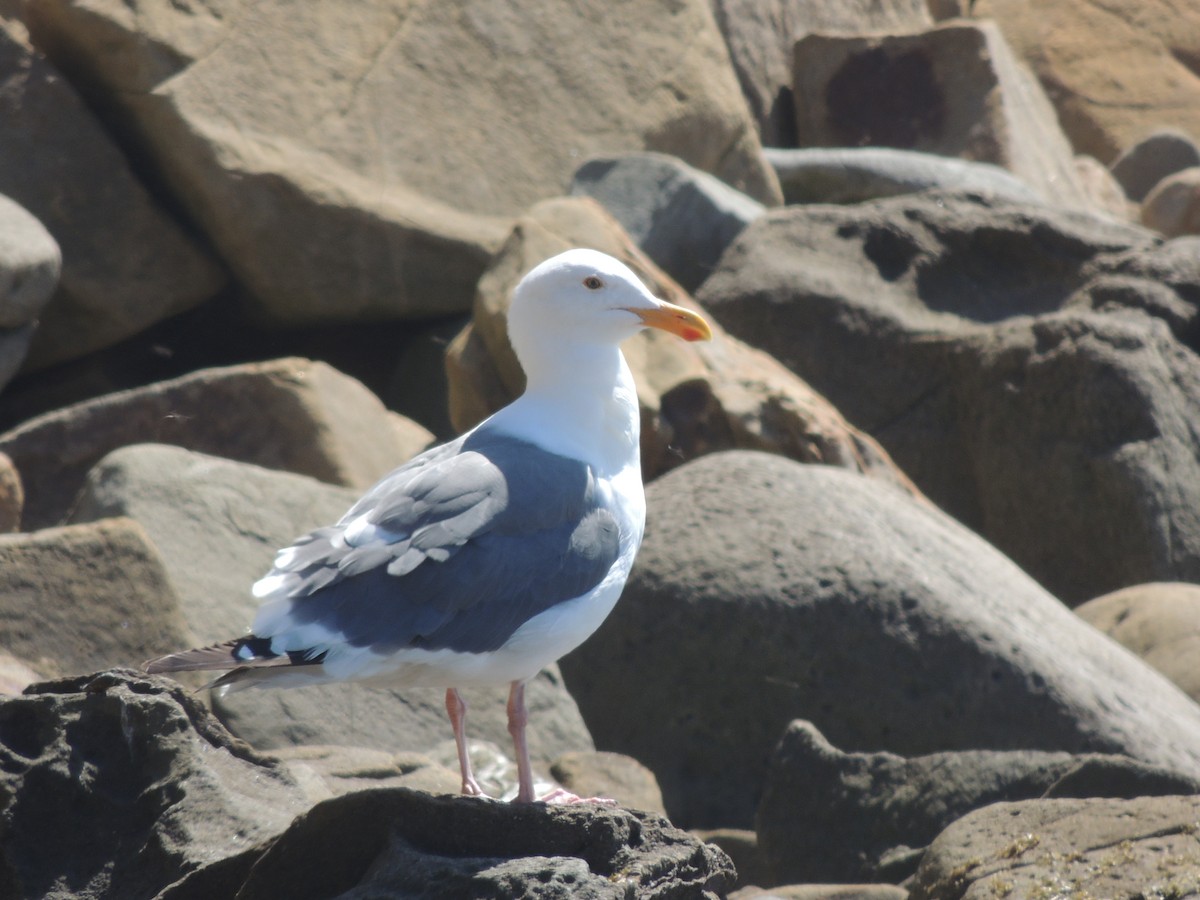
[69,443,595,769]
[0,194,59,391]
[25,0,778,326]
[0,357,432,530]
[561,452,1200,829]
[790,21,1095,211]
[697,192,1200,604]
[908,794,1200,900]
[1110,129,1200,202]
[1141,166,1200,237]
[0,670,309,900]
[445,195,913,491]
[0,21,223,370]
[755,719,1200,886]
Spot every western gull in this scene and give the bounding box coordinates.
[144,248,712,803]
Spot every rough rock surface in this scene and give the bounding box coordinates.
[571,153,765,293]
[0,518,191,679]
[445,195,911,491]
[756,719,1200,886]
[0,357,432,530]
[69,443,595,767]
[561,452,1200,829]
[26,0,778,325]
[0,670,309,900]
[908,794,1200,900]
[697,192,1200,604]
[0,20,223,370]
[1075,582,1200,703]
[791,21,1094,211]
[1111,129,1200,202]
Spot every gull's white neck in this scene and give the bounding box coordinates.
[486,340,641,477]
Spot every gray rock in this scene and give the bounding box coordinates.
[571,153,765,292]
[908,795,1200,900]
[1110,129,1200,201]
[549,751,666,815]
[69,443,595,768]
[756,719,1200,885]
[0,324,33,399]
[1140,165,1200,237]
[698,192,1200,604]
[0,450,20,533]
[764,147,1041,205]
[561,452,1200,829]
[0,194,59,330]
[215,788,735,900]
[0,669,308,900]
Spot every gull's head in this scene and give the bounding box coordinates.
[507,249,713,364]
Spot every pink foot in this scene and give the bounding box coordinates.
[535,787,619,806]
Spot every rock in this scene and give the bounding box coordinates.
[549,751,666,815]
[764,146,1042,206]
[26,0,779,326]
[68,443,595,767]
[0,518,192,679]
[0,651,41,696]
[0,357,433,530]
[709,0,931,146]
[973,0,1200,165]
[1141,166,1200,237]
[732,886,908,900]
[1110,129,1200,202]
[265,745,461,804]
[0,669,309,900]
[691,829,768,892]
[570,153,765,293]
[697,192,1200,604]
[216,788,735,900]
[756,719,1200,885]
[0,451,20,533]
[0,195,59,332]
[1075,582,1200,703]
[908,795,1200,900]
[560,452,1200,829]
[0,20,224,370]
[1072,153,1134,220]
[445,195,914,492]
[791,21,1095,211]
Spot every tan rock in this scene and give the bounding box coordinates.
[266,745,462,804]
[792,20,1095,211]
[549,750,666,814]
[732,886,908,900]
[1075,582,1200,703]
[974,0,1200,164]
[0,649,41,695]
[0,518,192,678]
[0,451,20,533]
[26,0,779,326]
[1141,166,1200,237]
[0,20,224,369]
[0,357,433,530]
[446,196,915,490]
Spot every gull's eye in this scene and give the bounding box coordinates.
[583,275,604,290]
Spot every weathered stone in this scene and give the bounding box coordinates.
[1075,582,1200,704]
[0,451,20,533]
[265,744,461,804]
[764,146,1042,205]
[698,192,1200,604]
[571,153,765,293]
[1111,129,1200,201]
[731,886,908,900]
[973,0,1200,164]
[756,719,1200,885]
[0,651,40,696]
[69,443,595,767]
[908,795,1200,900]
[792,21,1094,211]
[0,20,223,370]
[549,751,666,815]
[692,829,769,893]
[0,195,58,332]
[709,0,931,145]
[561,452,1200,829]
[1141,166,1200,237]
[0,669,309,900]
[446,195,914,491]
[0,357,432,530]
[26,0,779,326]
[225,788,736,900]
[0,518,191,679]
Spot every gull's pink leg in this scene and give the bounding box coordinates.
[506,679,617,805]
[446,687,487,798]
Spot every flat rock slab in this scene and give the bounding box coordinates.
[909,794,1200,900]
[70,443,594,768]
[0,670,308,900]
[190,787,735,900]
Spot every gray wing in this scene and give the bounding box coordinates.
[259,429,623,655]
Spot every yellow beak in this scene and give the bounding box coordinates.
[626,301,714,342]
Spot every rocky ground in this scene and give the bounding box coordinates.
[0,1,1199,898]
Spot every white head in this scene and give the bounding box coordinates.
[506,249,711,370]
